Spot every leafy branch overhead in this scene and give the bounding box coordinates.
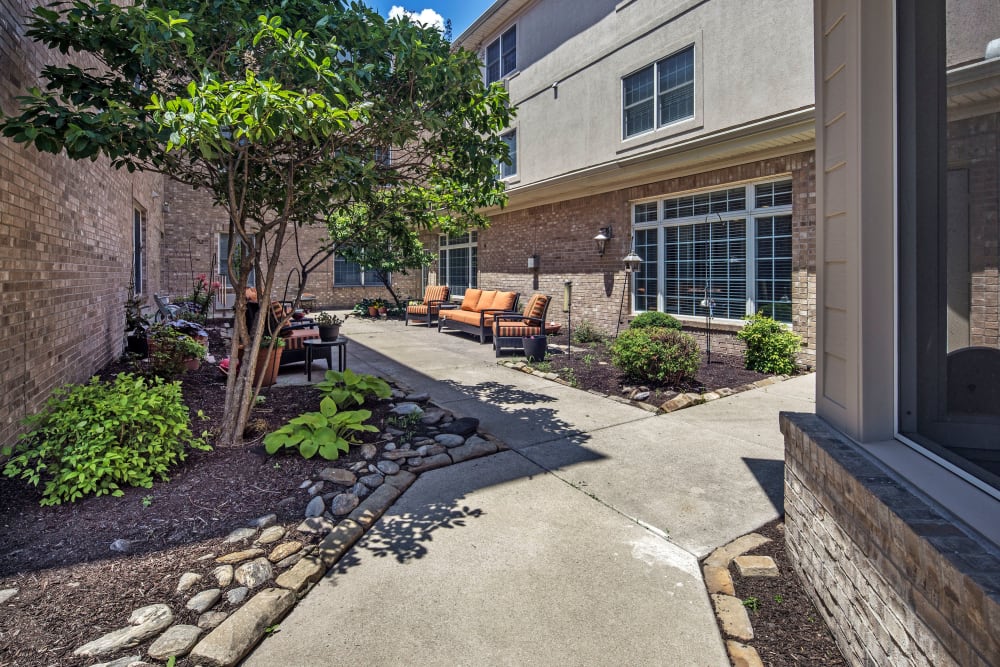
[1,0,514,446]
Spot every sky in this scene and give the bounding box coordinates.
[362,1,496,39]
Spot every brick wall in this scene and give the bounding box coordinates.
[1,0,165,449]
[161,184,418,312]
[782,413,1000,667]
[479,152,817,361]
[948,111,999,348]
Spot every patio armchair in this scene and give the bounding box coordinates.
[405,285,451,326]
[492,293,552,357]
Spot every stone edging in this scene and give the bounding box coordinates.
[499,359,790,414]
[79,392,507,667]
[701,533,773,667]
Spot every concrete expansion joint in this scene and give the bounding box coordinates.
[701,532,775,667]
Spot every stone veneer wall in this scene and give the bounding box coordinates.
[781,413,1000,667]
[1,0,165,450]
[481,152,816,363]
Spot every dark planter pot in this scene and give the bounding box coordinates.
[126,334,148,356]
[522,335,548,362]
[318,324,341,341]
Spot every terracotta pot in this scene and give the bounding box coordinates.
[368,306,379,317]
[252,346,283,387]
[183,358,201,372]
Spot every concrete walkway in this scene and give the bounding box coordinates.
[246,315,815,666]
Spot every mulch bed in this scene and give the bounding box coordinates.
[531,338,772,405]
[726,518,849,666]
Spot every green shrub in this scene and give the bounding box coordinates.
[2,373,210,506]
[737,312,803,374]
[147,324,206,378]
[629,311,683,331]
[263,396,379,460]
[611,327,700,384]
[314,369,392,408]
[571,320,606,344]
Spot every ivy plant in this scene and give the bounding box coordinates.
[263,396,378,460]
[314,369,391,408]
[2,373,210,506]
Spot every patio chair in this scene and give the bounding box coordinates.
[405,285,451,326]
[492,293,552,357]
[152,293,180,322]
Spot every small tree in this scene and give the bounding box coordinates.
[2,1,512,444]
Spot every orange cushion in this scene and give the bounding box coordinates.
[523,294,548,321]
[425,285,449,303]
[492,291,517,312]
[245,287,258,303]
[476,290,498,311]
[462,288,483,311]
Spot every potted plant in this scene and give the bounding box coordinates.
[254,335,285,386]
[314,312,345,341]
[523,334,548,362]
[377,299,388,317]
[367,299,381,318]
[147,324,207,377]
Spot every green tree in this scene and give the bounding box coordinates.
[1,0,512,445]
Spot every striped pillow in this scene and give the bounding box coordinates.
[523,294,549,321]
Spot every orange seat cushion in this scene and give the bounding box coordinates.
[462,288,483,311]
[494,321,544,337]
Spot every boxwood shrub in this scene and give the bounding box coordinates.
[611,327,700,385]
[737,312,803,375]
[629,311,683,331]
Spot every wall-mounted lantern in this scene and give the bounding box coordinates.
[594,226,613,256]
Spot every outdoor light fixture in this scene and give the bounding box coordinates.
[594,226,612,256]
[617,241,643,336]
[623,250,642,273]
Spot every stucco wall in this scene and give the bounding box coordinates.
[0,0,165,449]
[471,0,814,189]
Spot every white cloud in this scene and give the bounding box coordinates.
[388,5,445,32]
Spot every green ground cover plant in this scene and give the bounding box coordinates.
[2,373,209,506]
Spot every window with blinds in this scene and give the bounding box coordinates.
[631,179,794,322]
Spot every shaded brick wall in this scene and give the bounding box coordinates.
[782,413,1000,667]
[161,184,418,312]
[948,111,999,348]
[480,152,817,361]
[1,0,164,449]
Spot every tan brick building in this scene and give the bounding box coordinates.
[1,1,165,448]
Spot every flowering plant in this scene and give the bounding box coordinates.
[181,274,221,322]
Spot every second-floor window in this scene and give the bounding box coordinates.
[623,45,695,139]
[486,26,516,84]
[499,130,517,179]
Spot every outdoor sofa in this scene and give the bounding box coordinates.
[438,288,519,343]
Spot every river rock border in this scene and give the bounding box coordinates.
[79,388,506,667]
[500,360,790,414]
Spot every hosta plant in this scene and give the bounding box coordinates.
[315,369,391,408]
[263,397,378,460]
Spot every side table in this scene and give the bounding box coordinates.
[303,337,348,382]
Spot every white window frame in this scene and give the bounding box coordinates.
[485,25,517,84]
[499,129,517,180]
[132,206,145,296]
[438,231,478,296]
[631,179,794,324]
[622,44,695,139]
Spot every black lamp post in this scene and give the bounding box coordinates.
[617,245,643,336]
